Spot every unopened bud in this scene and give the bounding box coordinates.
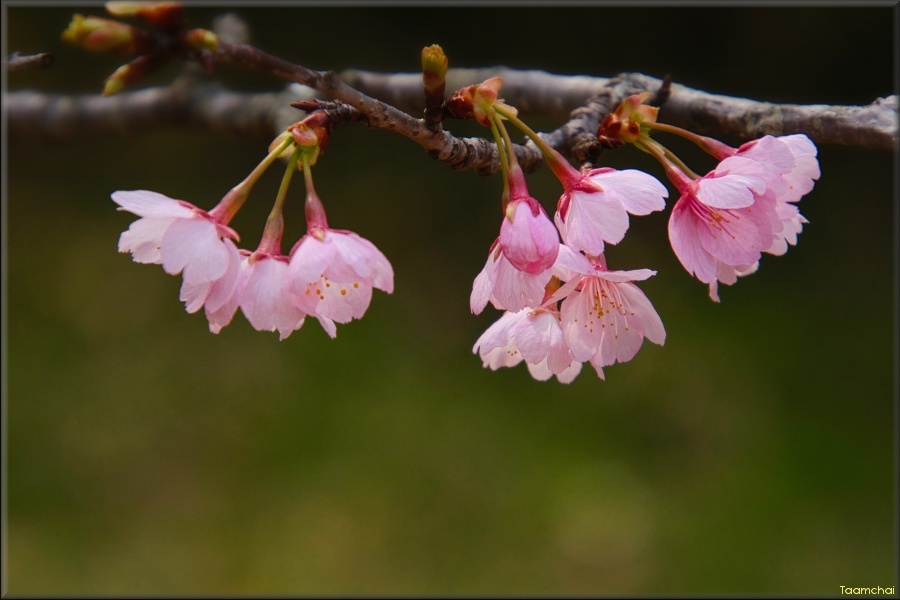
[597,92,659,144]
[185,28,218,53]
[105,1,184,29]
[62,14,150,54]
[421,44,448,94]
[446,76,504,126]
[101,53,163,95]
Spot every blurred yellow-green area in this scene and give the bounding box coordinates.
[5,4,896,596]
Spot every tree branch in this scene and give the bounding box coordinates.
[7,52,54,74]
[9,48,896,175]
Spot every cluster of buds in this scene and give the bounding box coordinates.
[62,1,217,95]
[113,111,393,339]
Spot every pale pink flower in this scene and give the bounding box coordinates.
[288,228,394,332]
[113,190,239,286]
[239,251,339,340]
[553,250,665,368]
[178,241,245,332]
[472,308,586,383]
[471,238,556,314]
[731,134,820,255]
[549,156,668,256]
[498,167,559,274]
[666,156,780,298]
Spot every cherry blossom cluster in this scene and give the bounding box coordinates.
[457,83,819,383]
[114,115,393,340]
[89,7,820,384]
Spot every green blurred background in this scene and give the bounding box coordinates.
[5,4,896,595]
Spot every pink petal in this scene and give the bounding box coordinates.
[118,216,174,264]
[314,278,373,323]
[560,285,601,362]
[160,217,230,284]
[735,136,796,174]
[552,243,593,278]
[473,311,525,370]
[510,311,555,365]
[695,170,765,209]
[315,314,338,339]
[554,361,583,384]
[590,169,668,215]
[179,278,211,314]
[695,204,772,267]
[597,310,644,366]
[203,240,243,313]
[564,188,629,254]
[669,199,717,283]
[240,257,306,339]
[595,268,657,283]
[112,190,194,218]
[499,200,559,274]
[289,235,336,283]
[618,282,666,346]
[491,256,551,312]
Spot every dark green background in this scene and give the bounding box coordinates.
[5,4,896,595]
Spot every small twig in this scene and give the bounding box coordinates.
[7,52,54,74]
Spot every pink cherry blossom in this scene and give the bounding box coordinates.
[178,240,245,331]
[470,238,557,314]
[288,228,394,332]
[666,156,780,299]
[731,134,820,255]
[497,166,559,274]
[238,252,312,340]
[472,308,586,384]
[499,196,559,274]
[113,190,239,286]
[553,251,665,368]
[552,163,668,256]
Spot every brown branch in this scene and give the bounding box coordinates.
[8,50,895,176]
[7,52,54,74]
[344,68,898,152]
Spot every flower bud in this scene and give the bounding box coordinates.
[105,1,184,30]
[184,28,218,53]
[102,53,163,95]
[62,13,150,54]
[597,92,659,144]
[421,44,448,95]
[446,77,504,126]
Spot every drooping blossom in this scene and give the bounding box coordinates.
[545,147,668,256]
[113,189,240,286]
[472,307,586,384]
[498,165,559,274]
[730,134,820,255]
[288,229,393,335]
[178,241,245,332]
[287,179,394,336]
[471,238,557,314]
[665,155,781,299]
[237,251,311,340]
[552,248,665,369]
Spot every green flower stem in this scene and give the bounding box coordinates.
[211,135,294,223]
[257,144,304,255]
[644,120,735,159]
[636,137,700,183]
[488,114,511,206]
[493,103,556,162]
[302,152,329,232]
